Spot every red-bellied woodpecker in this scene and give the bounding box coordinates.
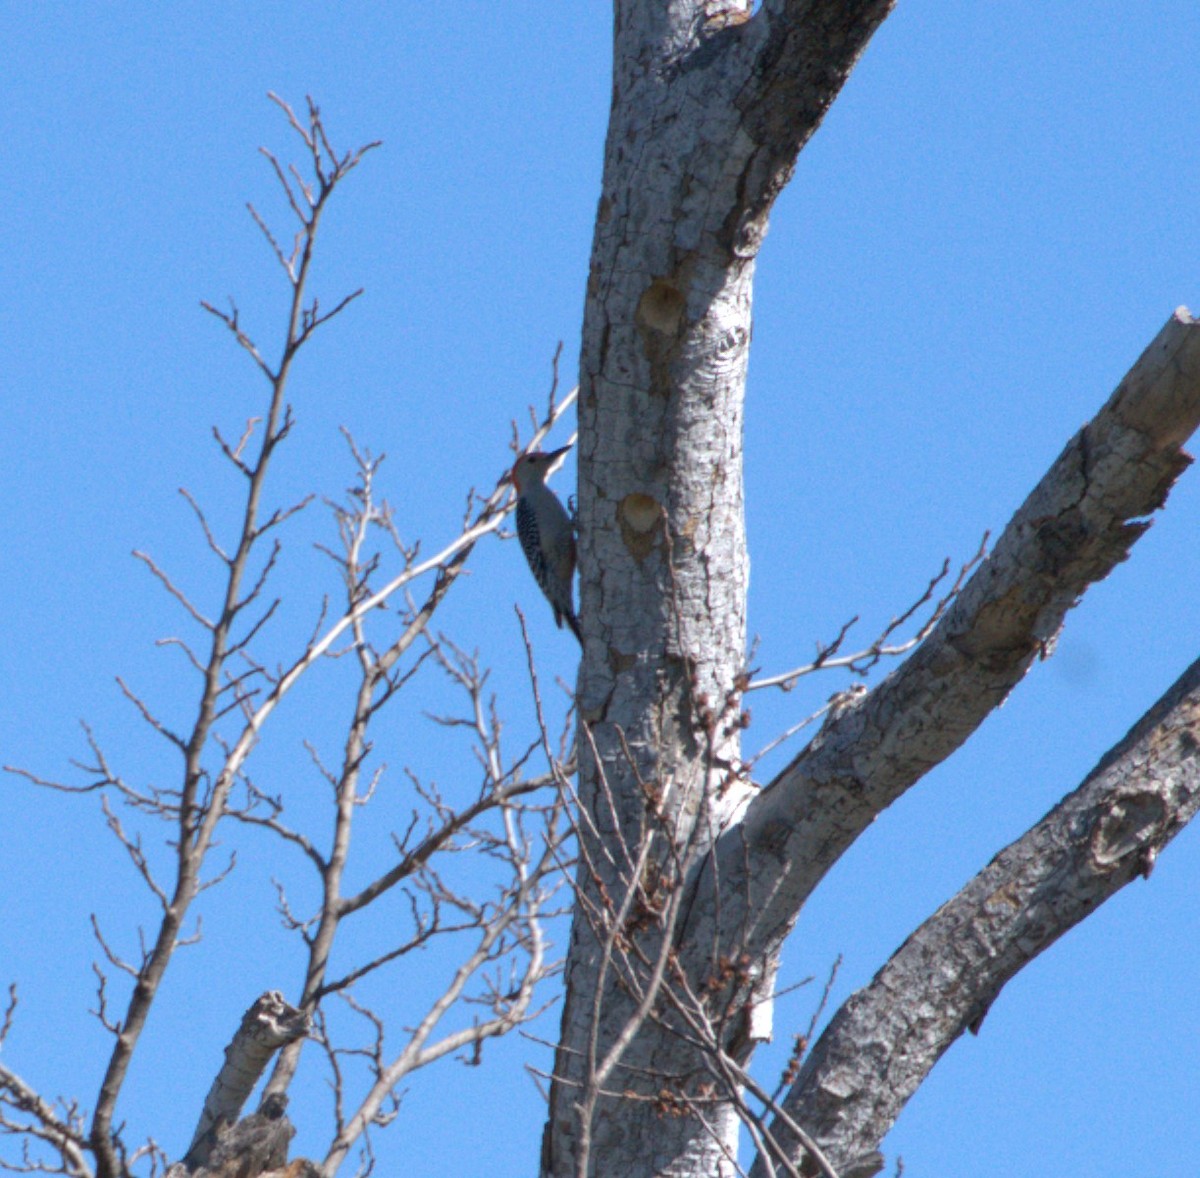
[510,447,581,645]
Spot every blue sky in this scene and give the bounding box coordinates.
[2,4,1199,1176]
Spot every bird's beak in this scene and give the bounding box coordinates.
[546,445,572,471]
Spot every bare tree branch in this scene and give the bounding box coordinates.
[0,1059,93,1178]
[748,535,988,693]
[695,309,1200,975]
[81,98,381,1178]
[753,650,1200,1176]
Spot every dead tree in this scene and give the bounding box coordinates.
[540,4,1200,1176]
[2,10,1199,1178]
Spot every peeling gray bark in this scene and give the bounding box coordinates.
[544,0,1200,1172]
[751,652,1200,1176]
[183,992,309,1171]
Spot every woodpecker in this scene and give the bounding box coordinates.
[510,447,582,645]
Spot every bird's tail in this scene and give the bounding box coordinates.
[562,608,584,647]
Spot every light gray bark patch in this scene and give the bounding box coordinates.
[721,146,785,258]
[1088,791,1169,870]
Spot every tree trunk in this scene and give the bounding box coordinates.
[544,3,896,1174]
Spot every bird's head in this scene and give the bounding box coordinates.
[510,445,571,493]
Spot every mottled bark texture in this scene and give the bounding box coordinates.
[180,992,310,1173]
[547,2,895,1174]
[543,0,1200,1174]
[170,1095,300,1178]
[751,651,1200,1177]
